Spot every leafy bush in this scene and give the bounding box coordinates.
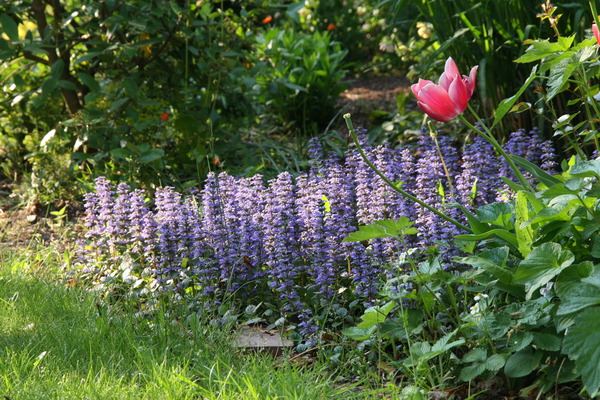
[0,0,264,197]
[252,28,348,135]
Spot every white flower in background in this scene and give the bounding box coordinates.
[474,293,488,302]
[540,282,553,297]
[470,303,480,315]
[416,22,433,40]
[379,41,395,53]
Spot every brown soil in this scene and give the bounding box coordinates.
[336,74,412,131]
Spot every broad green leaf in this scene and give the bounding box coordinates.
[77,73,100,92]
[484,354,505,372]
[459,247,512,284]
[58,80,77,90]
[592,235,600,258]
[515,40,565,63]
[556,283,600,315]
[562,307,600,397]
[342,224,389,242]
[460,363,486,382]
[476,202,515,227]
[515,191,533,258]
[431,331,464,353]
[532,332,561,351]
[341,325,377,341]
[570,159,600,180]
[510,155,561,187]
[514,242,574,300]
[493,65,538,128]
[504,349,543,378]
[139,149,164,164]
[50,59,65,78]
[41,77,59,95]
[0,14,19,41]
[507,331,534,352]
[357,301,395,329]
[461,348,487,363]
[546,56,578,100]
[342,218,416,242]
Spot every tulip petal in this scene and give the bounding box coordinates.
[448,75,469,114]
[411,78,433,97]
[594,24,600,46]
[466,65,478,96]
[415,83,458,122]
[439,57,460,90]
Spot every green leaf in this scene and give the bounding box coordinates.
[357,301,395,329]
[454,229,518,248]
[41,77,59,95]
[504,349,543,378]
[341,325,377,341]
[50,59,65,79]
[570,159,600,180]
[108,97,129,112]
[515,40,565,63]
[431,331,464,354]
[484,354,505,372]
[515,191,533,258]
[342,218,416,242]
[562,307,600,397]
[77,73,100,92]
[476,202,515,227]
[460,363,486,381]
[73,51,104,66]
[532,332,561,351]
[513,242,574,300]
[462,348,487,363]
[0,14,19,41]
[492,65,538,128]
[556,283,600,315]
[546,56,578,100]
[510,155,561,187]
[459,247,513,284]
[58,80,77,90]
[452,202,490,235]
[139,148,164,164]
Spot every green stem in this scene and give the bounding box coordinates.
[344,114,472,234]
[429,122,455,192]
[460,108,535,192]
[590,0,600,28]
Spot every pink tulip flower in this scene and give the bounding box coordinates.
[593,24,600,46]
[411,57,478,122]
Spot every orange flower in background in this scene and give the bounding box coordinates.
[213,156,220,165]
[262,16,273,24]
[160,112,169,121]
[326,23,336,31]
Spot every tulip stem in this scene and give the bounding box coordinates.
[459,108,535,193]
[343,114,472,234]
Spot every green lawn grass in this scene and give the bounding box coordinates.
[0,249,387,400]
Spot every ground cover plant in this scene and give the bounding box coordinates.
[5,1,600,399]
